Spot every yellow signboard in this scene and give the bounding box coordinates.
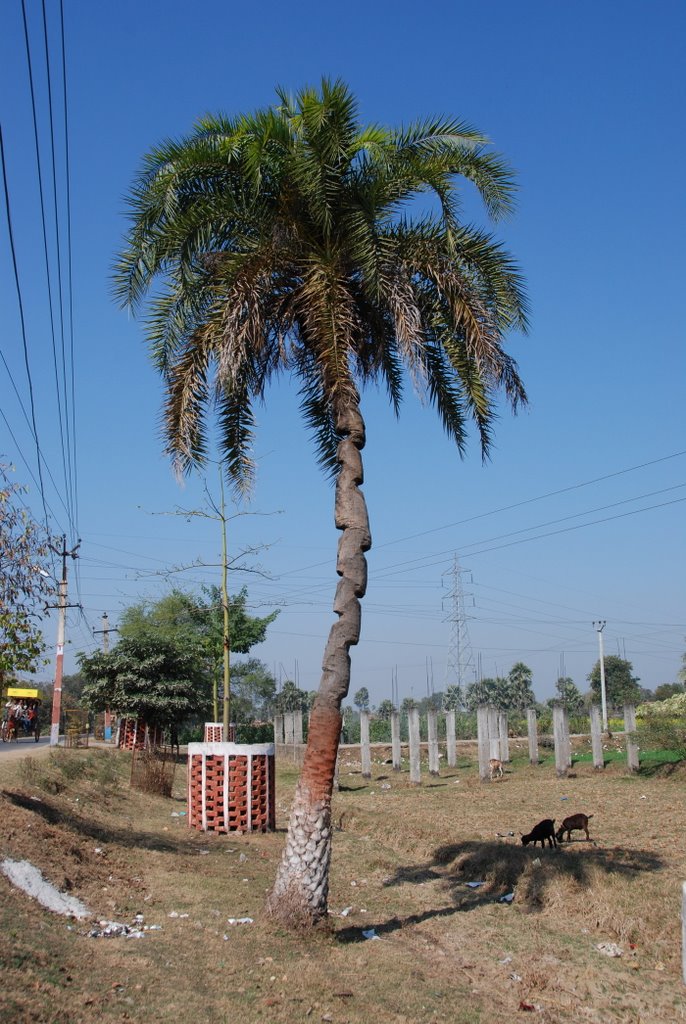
[6,687,42,699]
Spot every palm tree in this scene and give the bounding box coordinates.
[507,661,536,710]
[114,79,528,926]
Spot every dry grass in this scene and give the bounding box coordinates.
[130,747,176,797]
[0,741,685,1023]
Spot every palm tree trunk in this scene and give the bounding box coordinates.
[268,396,370,926]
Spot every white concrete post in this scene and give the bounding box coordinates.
[273,714,284,745]
[360,709,372,779]
[284,712,295,746]
[293,710,303,746]
[408,707,421,785]
[624,704,639,772]
[391,710,401,771]
[487,706,500,761]
[590,705,604,769]
[498,711,509,762]
[427,708,439,775]
[527,709,538,765]
[553,705,569,777]
[563,704,572,767]
[445,710,457,768]
[477,705,491,781]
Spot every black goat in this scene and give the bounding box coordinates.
[521,818,558,848]
[555,813,593,843]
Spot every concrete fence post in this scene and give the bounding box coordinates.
[359,709,372,779]
[562,705,572,767]
[273,714,284,745]
[284,712,295,747]
[590,705,604,769]
[408,707,421,785]
[293,710,303,746]
[391,710,401,771]
[498,712,509,763]
[624,704,639,772]
[427,708,439,775]
[552,704,569,778]
[487,706,500,761]
[527,709,538,765]
[445,710,457,768]
[477,705,494,781]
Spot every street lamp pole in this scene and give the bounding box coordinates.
[593,620,608,732]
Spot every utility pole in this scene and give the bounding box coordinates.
[49,536,81,746]
[593,620,608,732]
[93,612,119,739]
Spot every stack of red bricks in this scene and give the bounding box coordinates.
[204,723,223,742]
[117,719,163,750]
[203,722,235,742]
[187,742,275,833]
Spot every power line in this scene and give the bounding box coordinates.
[0,121,51,534]
[371,486,686,581]
[275,450,686,582]
[19,0,73,533]
[59,0,79,540]
[0,407,68,537]
[40,0,77,538]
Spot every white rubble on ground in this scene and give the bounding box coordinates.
[1,859,90,919]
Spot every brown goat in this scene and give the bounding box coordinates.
[489,758,504,780]
[555,813,593,843]
[521,819,558,848]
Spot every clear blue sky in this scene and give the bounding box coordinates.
[1,0,684,705]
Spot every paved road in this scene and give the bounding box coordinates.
[0,735,52,761]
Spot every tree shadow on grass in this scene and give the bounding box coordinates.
[637,757,684,778]
[335,838,664,944]
[2,789,193,855]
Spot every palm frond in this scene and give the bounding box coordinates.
[215,378,257,493]
[114,80,529,484]
[296,366,340,479]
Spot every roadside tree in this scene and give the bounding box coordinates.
[0,464,56,681]
[550,676,584,712]
[119,586,277,720]
[353,687,370,712]
[78,634,210,732]
[588,656,641,711]
[505,662,535,710]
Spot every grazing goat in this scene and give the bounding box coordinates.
[521,819,558,848]
[489,758,504,780]
[555,813,593,843]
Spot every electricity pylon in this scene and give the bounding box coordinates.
[442,554,475,698]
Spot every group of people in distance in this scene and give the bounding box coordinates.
[1,698,41,740]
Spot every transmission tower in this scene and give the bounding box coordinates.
[442,554,475,694]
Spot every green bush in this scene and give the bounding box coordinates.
[637,692,686,719]
[236,722,274,743]
[636,702,686,762]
